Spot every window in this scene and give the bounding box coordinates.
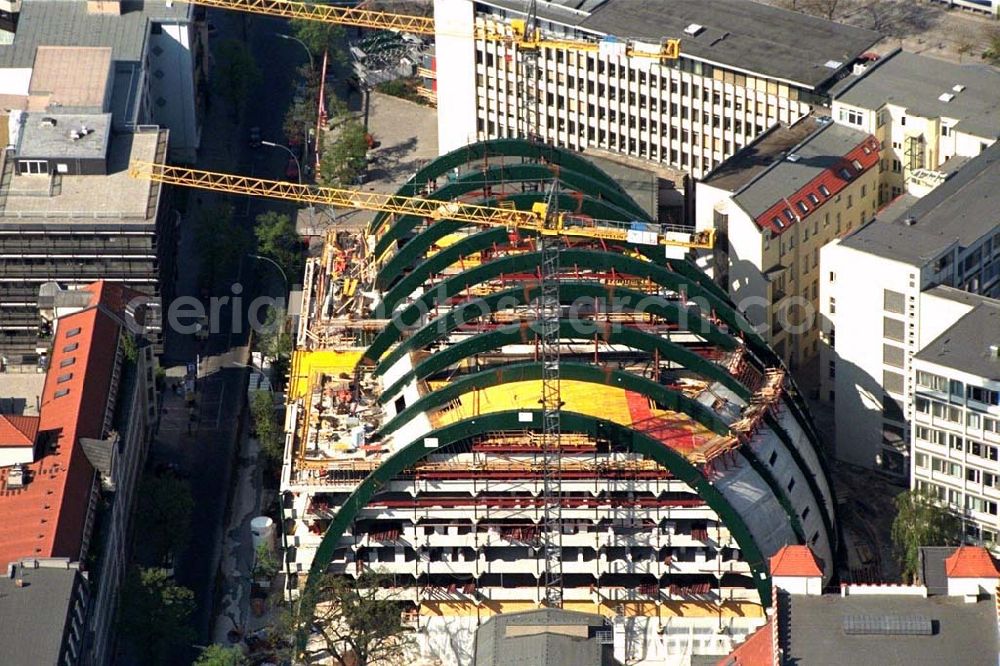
[62,343,78,353]
[942,124,952,137]
[916,453,928,468]
[787,478,796,492]
[802,506,811,520]
[66,327,81,338]
[917,371,948,392]
[57,373,72,384]
[59,357,75,368]
[968,386,1000,406]
[769,451,778,466]
[797,201,809,214]
[818,184,831,197]
[840,108,863,126]
[967,468,981,483]
[20,160,47,175]
[839,167,853,180]
[808,193,820,206]
[916,397,930,413]
[54,388,69,398]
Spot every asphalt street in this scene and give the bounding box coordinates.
[144,9,307,664]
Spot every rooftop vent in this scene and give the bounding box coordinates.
[824,59,844,69]
[953,84,966,93]
[938,93,955,103]
[787,153,801,163]
[853,63,868,76]
[40,117,57,128]
[684,23,705,36]
[990,344,999,358]
[903,216,917,226]
[7,464,25,490]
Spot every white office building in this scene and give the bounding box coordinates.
[434,0,879,178]
[910,299,1000,549]
[820,144,1000,478]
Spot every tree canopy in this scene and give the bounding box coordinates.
[320,119,368,187]
[215,39,261,116]
[118,567,196,664]
[250,389,282,466]
[194,644,245,666]
[891,489,962,583]
[254,211,304,290]
[137,473,194,563]
[292,570,414,666]
[290,20,348,60]
[195,203,251,293]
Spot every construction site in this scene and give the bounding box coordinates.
[120,1,845,662]
[140,138,839,663]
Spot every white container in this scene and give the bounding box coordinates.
[251,516,275,552]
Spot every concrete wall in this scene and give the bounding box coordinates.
[948,577,1000,598]
[434,0,477,155]
[774,574,821,595]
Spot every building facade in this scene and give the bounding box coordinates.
[820,144,1000,477]
[697,117,880,371]
[0,281,158,665]
[280,140,838,662]
[831,49,1000,205]
[910,299,1000,549]
[434,0,879,179]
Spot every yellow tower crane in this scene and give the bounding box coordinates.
[184,0,681,59]
[128,161,714,249]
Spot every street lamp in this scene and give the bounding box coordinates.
[248,253,289,296]
[261,140,301,185]
[275,32,314,71]
[261,141,315,228]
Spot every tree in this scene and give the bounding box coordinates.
[195,644,245,666]
[250,389,282,465]
[195,203,251,292]
[983,24,1000,66]
[215,39,261,117]
[254,211,304,289]
[138,473,195,563]
[290,571,415,666]
[118,567,196,664]
[254,542,280,581]
[291,20,348,62]
[320,119,369,187]
[891,489,962,583]
[256,306,292,387]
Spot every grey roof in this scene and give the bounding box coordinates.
[920,546,957,596]
[481,0,879,89]
[0,0,191,69]
[580,0,879,89]
[16,113,111,160]
[474,608,611,666]
[0,560,85,666]
[841,141,1000,265]
[833,49,1000,139]
[914,299,1000,380]
[703,116,822,193]
[785,593,997,666]
[730,120,871,221]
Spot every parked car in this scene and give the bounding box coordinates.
[284,157,300,182]
[248,126,261,149]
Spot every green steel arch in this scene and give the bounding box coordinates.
[371,162,647,241]
[303,409,775,609]
[377,319,750,407]
[371,248,761,347]
[366,282,737,367]
[367,138,636,236]
[373,189,640,262]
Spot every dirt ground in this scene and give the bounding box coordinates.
[755,0,999,64]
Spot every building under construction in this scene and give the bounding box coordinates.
[279,139,838,661]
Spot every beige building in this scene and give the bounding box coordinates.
[831,49,1000,205]
[697,116,881,371]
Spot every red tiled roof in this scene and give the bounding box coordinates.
[770,545,823,577]
[0,415,39,448]
[945,546,1000,578]
[718,619,774,666]
[0,302,121,569]
[755,134,881,236]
